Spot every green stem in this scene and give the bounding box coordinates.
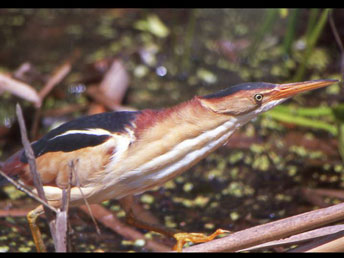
[283,9,300,55]
[248,9,279,57]
[264,109,337,135]
[293,8,330,81]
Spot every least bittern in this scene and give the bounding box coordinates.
[0,79,337,252]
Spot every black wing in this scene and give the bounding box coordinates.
[20,111,140,163]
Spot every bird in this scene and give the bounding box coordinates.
[0,79,337,252]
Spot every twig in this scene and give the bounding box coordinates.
[303,187,344,200]
[305,235,344,252]
[78,204,171,252]
[0,73,41,106]
[54,165,73,252]
[37,62,71,104]
[0,169,57,213]
[182,201,344,252]
[0,208,32,217]
[38,49,80,104]
[239,224,344,252]
[31,62,70,138]
[31,50,78,138]
[290,228,344,252]
[16,103,58,250]
[55,209,68,252]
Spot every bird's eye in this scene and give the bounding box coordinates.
[254,94,263,102]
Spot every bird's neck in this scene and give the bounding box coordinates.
[134,96,235,144]
[122,97,239,174]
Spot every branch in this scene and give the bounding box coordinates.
[78,204,171,252]
[182,201,344,252]
[239,224,344,252]
[0,169,57,213]
[16,103,58,250]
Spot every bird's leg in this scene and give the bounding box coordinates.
[119,195,229,252]
[27,205,46,252]
[172,228,230,252]
[119,195,178,238]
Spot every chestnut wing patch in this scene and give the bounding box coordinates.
[20,111,140,163]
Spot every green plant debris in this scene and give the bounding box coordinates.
[3,185,26,200]
[287,165,298,176]
[228,151,244,164]
[252,155,270,171]
[204,223,215,230]
[172,195,210,208]
[18,246,31,252]
[121,240,134,246]
[0,246,9,253]
[163,180,176,189]
[250,144,266,154]
[196,68,217,84]
[134,15,170,38]
[307,48,329,71]
[134,65,149,78]
[140,194,155,204]
[334,164,344,173]
[116,210,126,218]
[164,216,177,228]
[230,211,240,221]
[134,239,146,247]
[183,182,194,192]
[222,182,254,197]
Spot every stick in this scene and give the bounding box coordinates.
[182,201,344,252]
[16,103,58,251]
[0,74,41,106]
[239,224,344,252]
[0,169,57,213]
[291,229,344,252]
[54,166,72,252]
[78,204,171,252]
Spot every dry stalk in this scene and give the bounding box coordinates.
[16,103,58,250]
[0,169,57,213]
[182,201,344,252]
[54,164,73,252]
[290,229,344,252]
[239,224,344,252]
[78,204,171,252]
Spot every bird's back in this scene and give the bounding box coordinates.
[1,111,140,188]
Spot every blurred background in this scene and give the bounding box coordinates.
[0,9,344,252]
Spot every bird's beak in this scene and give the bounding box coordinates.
[272,79,338,100]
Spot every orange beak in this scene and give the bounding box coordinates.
[271,79,338,100]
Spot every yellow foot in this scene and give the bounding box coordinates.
[27,206,46,252]
[173,228,230,252]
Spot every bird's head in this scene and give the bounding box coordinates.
[199,79,338,119]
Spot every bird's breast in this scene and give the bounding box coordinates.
[104,117,240,199]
